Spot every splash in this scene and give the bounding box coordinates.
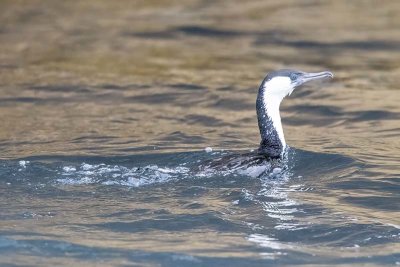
[57,162,190,187]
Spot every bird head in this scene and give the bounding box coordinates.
[262,69,334,102]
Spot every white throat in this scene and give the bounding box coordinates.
[262,77,293,149]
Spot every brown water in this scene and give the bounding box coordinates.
[0,1,399,266]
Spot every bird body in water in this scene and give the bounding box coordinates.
[200,69,333,174]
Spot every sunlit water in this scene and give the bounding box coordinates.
[0,1,399,266]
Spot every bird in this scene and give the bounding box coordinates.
[256,69,333,158]
[199,69,333,174]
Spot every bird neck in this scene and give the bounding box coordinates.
[256,85,286,158]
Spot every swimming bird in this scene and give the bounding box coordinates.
[256,69,333,158]
[199,69,333,173]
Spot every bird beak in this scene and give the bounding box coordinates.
[296,71,334,86]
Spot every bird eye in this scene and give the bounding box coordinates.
[289,73,299,81]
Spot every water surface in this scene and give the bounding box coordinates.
[0,1,399,266]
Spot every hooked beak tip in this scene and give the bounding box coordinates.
[300,70,334,84]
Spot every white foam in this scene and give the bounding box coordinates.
[63,166,76,172]
[58,176,93,185]
[81,163,94,171]
[56,154,290,187]
[19,160,29,168]
[57,162,190,187]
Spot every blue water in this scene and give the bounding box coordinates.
[1,149,398,266]
[1,1,400,266]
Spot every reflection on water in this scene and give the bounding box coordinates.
[0,1,400,266]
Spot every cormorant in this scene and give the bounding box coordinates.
[199,69,333,174]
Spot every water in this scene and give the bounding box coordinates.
[0,1,399,266]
